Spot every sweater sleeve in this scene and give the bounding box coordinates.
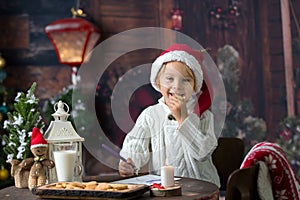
[120,111,152,170]
[177,110,217,161]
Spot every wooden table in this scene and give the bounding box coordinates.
[0,175,219,200]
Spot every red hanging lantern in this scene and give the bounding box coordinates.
[171,7,183,31]
[45,17,100,85]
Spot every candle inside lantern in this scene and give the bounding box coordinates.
[161,165,174,187]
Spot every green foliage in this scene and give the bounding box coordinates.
[292,38,300,57]
[294,68,300,90]
[2,82,44,161]
[43,85,73,125]
[217,45,267,152]
[42,85,94,138]
[217,45,240,102]
[276,116,300,177]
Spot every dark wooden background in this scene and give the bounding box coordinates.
[0,0,300,174]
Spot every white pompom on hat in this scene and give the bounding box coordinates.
[30,127,48,149]
[150,43,204,93]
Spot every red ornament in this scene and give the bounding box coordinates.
[279,129,293,142]
[171,8,183,31]
[229,8,236,15]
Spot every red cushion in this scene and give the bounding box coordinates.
[241,142,300,200]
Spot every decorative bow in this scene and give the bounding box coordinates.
[34,155,46,162]
[151,183,165,190]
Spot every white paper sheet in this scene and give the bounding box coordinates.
[111,174,181,186]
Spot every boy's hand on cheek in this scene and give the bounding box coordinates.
[168,95,188,124]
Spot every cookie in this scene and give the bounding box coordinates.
[83,181,97,190]
[110,184,128,190]
[95,183,111,190]
[66,184,75,189]
[84,181,98,186]
[69,181,85,189]
[54,182,65,189]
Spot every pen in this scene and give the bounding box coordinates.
[101,143,139,175]
[101,143,127,162]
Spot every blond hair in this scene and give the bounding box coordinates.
[155,61,197,91]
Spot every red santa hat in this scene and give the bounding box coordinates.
[151,43,213,115]
[151,43,204,93]
[30,127,48,149]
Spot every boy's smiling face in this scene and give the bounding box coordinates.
[157,61,196,107]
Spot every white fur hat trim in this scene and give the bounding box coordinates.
[150,50,203,93]
[30,143,48,150]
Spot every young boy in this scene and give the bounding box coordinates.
[119,44,220,187]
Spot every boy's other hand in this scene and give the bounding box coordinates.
[118,158,135,177]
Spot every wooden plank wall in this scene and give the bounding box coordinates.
[0,0,173,100]
[267,0,287,134]
[179,0,267,127]
[82,0,174,175]
[179,0,300,136]
[1,0,300,141]
[262,0,300,135]
[0,0,74,101]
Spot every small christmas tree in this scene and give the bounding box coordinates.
[2,82,44,161]
[217,45,267,152]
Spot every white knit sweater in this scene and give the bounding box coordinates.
[120,97,220,187]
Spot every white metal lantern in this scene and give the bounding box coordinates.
[44,100,84,183]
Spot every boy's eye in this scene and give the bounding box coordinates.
[166,77,174,81]
[183,78,192,83]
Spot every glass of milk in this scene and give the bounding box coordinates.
[53,142,79,182]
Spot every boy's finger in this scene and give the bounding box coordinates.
[174,94,185,101]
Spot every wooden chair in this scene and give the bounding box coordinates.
[225,163,260,200]
[212,137,245,191]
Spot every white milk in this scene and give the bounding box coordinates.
[53,150,76,182]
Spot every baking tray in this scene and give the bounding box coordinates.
[32,182,149,199]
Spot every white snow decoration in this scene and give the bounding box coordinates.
[28,131,32,137]
[26,92,36,104]
[12,113,23,126]
[26,99,36,104]
[17,145,26,159]
[18,133,25,142]
[17,129,24,135]
[74,101,85,110]
[20,141,27,147]
[7,154,14,162]
[71,110,78,118]
[16,151,23,159]
[8,142,16,147]
[15,92,22,102]
[3,120,10,129]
